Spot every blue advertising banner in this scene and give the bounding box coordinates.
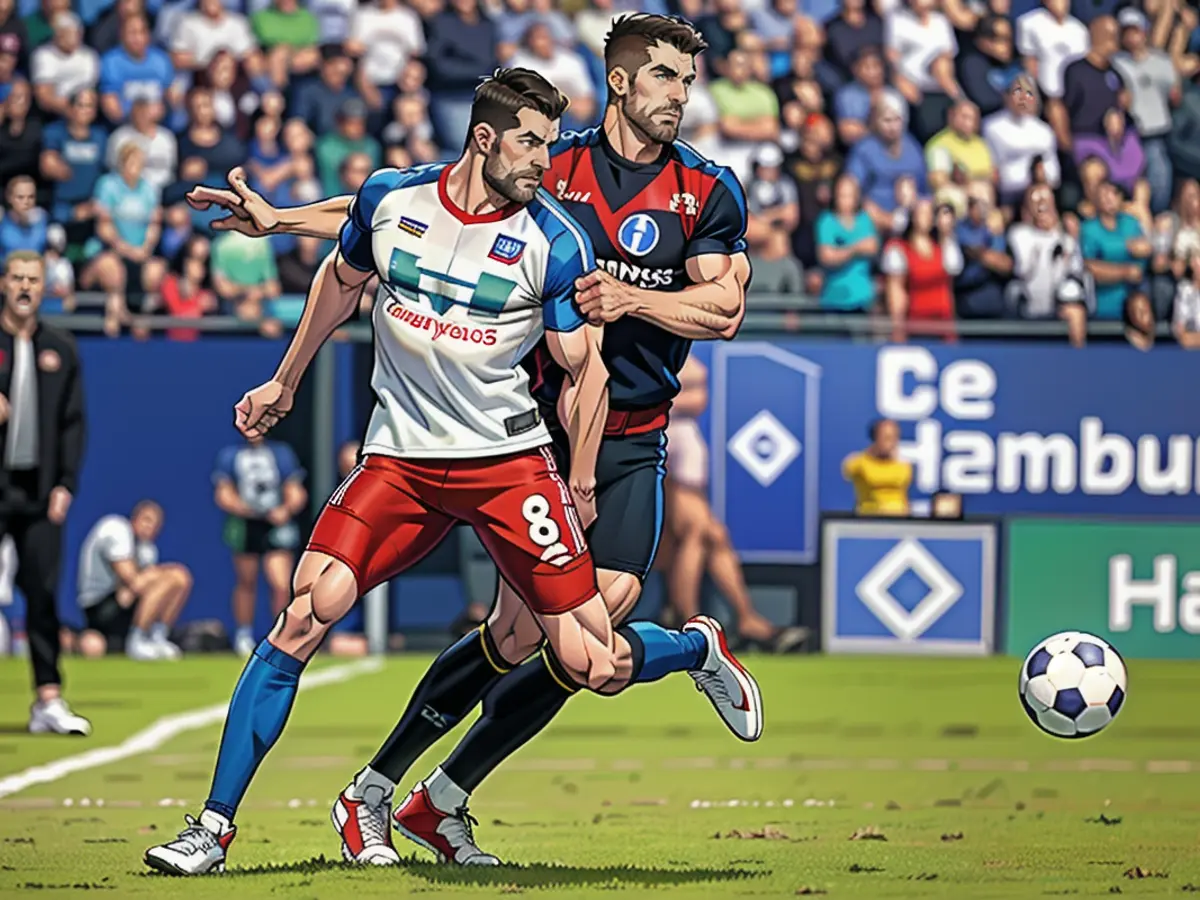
[710,342,821,563]
[692,343,1200,539]
[821,519,997,655]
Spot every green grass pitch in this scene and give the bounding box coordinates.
[1,653,1199,898]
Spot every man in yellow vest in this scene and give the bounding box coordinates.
[842,418,913,516]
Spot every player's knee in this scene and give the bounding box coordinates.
[599,571,641,623]
[582,650,618,692]
[306,558,359,627]
[491,625,540,667]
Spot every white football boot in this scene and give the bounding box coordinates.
[684,615,764,742]
[331,768,401,865]
[28,697,91,736]
[144,812,236,875]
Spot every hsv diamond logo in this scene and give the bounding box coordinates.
[822,521,998,656]
[488,235,526,265]
[727,410,801,488]
[854,539,963,640]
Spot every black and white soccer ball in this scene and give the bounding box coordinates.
[1019,631,1127,739]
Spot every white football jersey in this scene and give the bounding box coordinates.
[341,164,595,459]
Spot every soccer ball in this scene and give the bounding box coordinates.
[1019,632,1127,739]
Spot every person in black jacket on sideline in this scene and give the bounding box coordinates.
[0,249,90,735]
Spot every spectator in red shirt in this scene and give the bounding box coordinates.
[882,199,963,342]
[159,236,215,341]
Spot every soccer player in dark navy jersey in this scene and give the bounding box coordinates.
[184,15,754,865]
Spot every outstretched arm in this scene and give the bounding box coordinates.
[187,167,352,240]
[545,323,608,506]
[274,252,371,391]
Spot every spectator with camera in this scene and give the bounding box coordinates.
[1007,184,1091,345]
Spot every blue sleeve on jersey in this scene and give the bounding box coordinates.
[212,446,238,484]
[271,442,306,483]
[688,172,749,259]
[339,167,406,272]
[536,198,595,333]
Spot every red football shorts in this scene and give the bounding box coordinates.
[307,447,597,615]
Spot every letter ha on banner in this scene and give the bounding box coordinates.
[711,342,821,563]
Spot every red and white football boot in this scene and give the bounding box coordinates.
[392,784,500,865]
[330,771,401,866]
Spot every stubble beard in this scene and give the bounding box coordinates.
[483,151,541,205]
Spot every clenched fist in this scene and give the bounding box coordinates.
[235,380,294,442]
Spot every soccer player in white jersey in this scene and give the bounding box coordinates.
[145,68,761,876]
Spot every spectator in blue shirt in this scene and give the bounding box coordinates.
[80,141,165,336]
[833,45,907,147]
[291,44,358,138]
[1080,179,1153,320]
[0,175,47,257]
[98,14,176,123]
[844,94,928,234]
[424,0,497,151]
[955,184,1012,318]
[815,173,879,310]
[40,88,107,224]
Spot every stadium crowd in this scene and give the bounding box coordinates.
[1,0,1200,346]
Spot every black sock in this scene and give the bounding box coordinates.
[370,626,512,784]
[442,650,577,793]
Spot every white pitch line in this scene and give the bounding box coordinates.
[0,658,384,801]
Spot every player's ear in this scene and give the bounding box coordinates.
[607,66,630,100]
[472,122,498,154]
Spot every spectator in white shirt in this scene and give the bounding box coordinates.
[171,0,262,76]
[76,502,193,661]
[510,22,596,128]
[1173,252,1200,348]
[346,0,424,123]
[32,13,99,119]
[1015,0,1089,101]
[1006,183,1090,345]
[885,0,961,142]
[982,73,1060,210]
[107,97,177,191]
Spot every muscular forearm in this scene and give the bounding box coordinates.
[630,278,744,340]
[558,366,608,489]
[274,253,367,390]
[550,325,608,488]
[274,196,353,240]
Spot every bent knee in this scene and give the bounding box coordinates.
[555,647,617,692]
[599,570,642,623]
[705,520,731,548]
[166,564,193,590]
[295,553,359,626]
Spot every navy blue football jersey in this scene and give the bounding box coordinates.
[527,128,748,412]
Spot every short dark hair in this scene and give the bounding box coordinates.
[467,67,569,147]
[604,14,707,83]
[977,14,1008,40]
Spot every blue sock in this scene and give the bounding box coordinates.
[204,640,306,821]
[617,621,707,684]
